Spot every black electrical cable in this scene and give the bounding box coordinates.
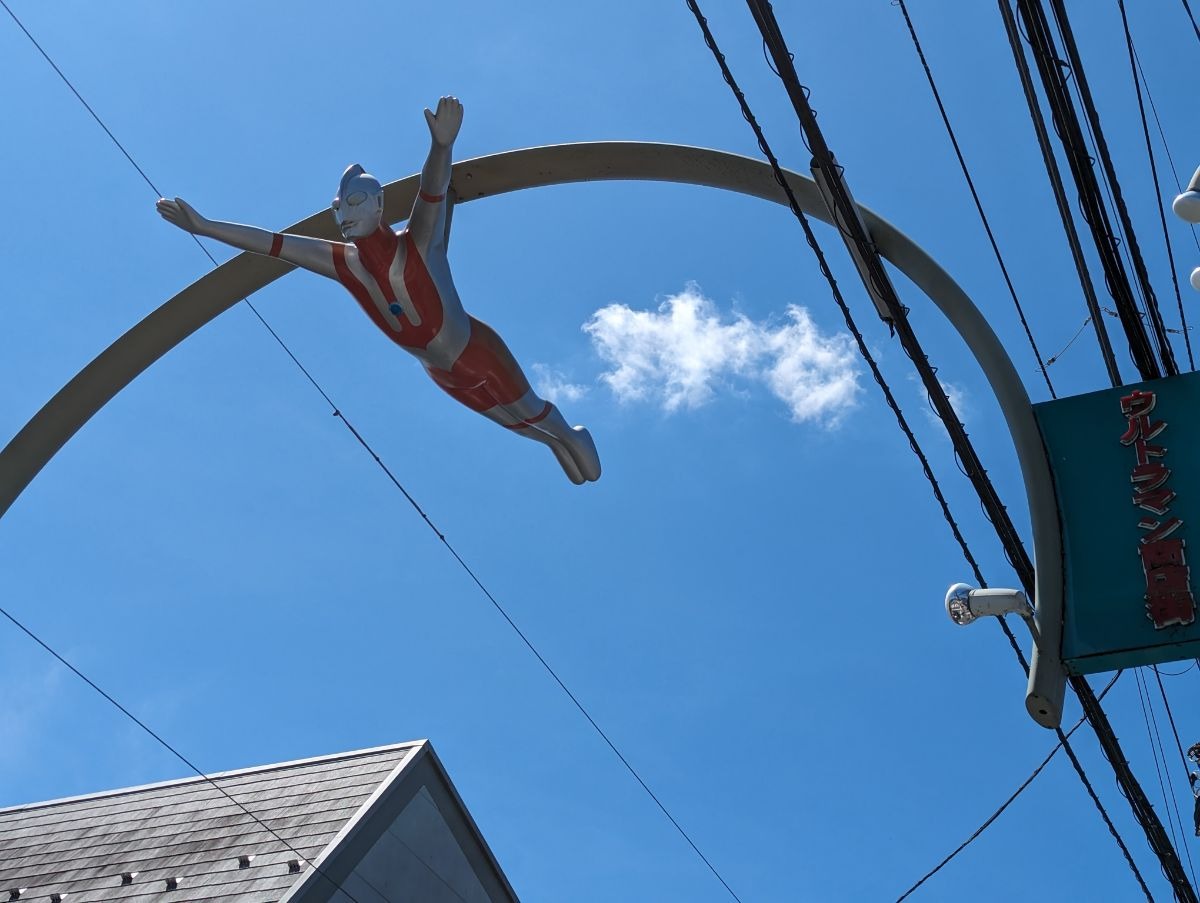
[1182,0,1200,44]
[1017,11,1200,893]
[743,2,1193,899]
[0,7,743,900]
[1157,661,1198,677]
[1131,45,1200,259]
[1136,669,1187,867]
[1154,666,1198,782]
[1015,0,1162,382]
[683,3,1153,896]
[996,0,1122,386]
[0,605,384,903]
[681,0,996,610]
[1045,0,1179,377]
[895,672,1125,903]
[1119,0,1195,369]
[747,0,1037,594]
[894,0,1056,398]
[1046,316,1092,366]
[1144,671,1200,887]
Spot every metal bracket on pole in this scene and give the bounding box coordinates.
[810,155,896,329]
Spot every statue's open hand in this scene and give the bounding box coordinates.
[424,96,463,147]
[156,197,207,235]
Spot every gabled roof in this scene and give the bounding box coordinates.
[0,742,420,901]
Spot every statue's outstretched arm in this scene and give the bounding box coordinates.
[409,96,463,251]
[156,197,339,280]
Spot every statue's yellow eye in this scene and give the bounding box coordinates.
[347,191,367,206]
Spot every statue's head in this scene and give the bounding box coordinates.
[332,164,384,239]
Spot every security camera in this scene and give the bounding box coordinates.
[945,584,1036,640]
[1173,190,1200,225]
[1175,166,1200,224]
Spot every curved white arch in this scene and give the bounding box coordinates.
[0,142,1064,725]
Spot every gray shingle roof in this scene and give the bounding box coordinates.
[0,742,419,902]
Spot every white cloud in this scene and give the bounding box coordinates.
[531,364,589,405]
[582,284,861,425]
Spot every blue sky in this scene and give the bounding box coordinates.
[2,1,1200,900]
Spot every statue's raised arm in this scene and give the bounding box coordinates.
[408,96,463,252]
[154,97,600,485]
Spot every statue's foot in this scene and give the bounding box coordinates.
[549,440,586,485]
[564,426,601,483]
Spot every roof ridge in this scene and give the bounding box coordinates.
[0,740,425,815]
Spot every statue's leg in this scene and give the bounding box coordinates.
[425,317,601,483]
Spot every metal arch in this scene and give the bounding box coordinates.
[0,141,1066,726]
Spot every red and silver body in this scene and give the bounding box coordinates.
[157,97,599,484]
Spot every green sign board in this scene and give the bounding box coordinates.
[1035,371,1200,674]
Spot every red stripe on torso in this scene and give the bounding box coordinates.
[332,242,395,340]
[399,231,444,348]
[331,229,444,351]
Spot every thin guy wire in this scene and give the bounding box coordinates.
[732,1,1158,894]
[1046,316,1092,366]
[1053,697,1154,901]
[0,0,339,408]
[997,0,1122,386]
[684,7,1153,892]
[0,20,382,901]
[681,0,993,602]
[1137,669,1186,868]
[775,0,1174,892]
[1151,669,1198,890]
[1152,663,1198,868]
[1030,3,1197,884]
[1119,0,1195,368]
[328,410,744,903]
[1131,44,1200,258]
[1157,661,1198,677]
[1053,3,1164,379]
[1146,671,1200,887]
[1153,666,1196,774]
[1046,0,1178,376]
[751,0,1038,595]
[1015,0,1161,382]
[0,605,378,903]
[1049,1,1158,358]
[0,7,741,899]
[894,0,1056,397]
[895,672,1125,902]
[756,11,1160,887]
[1119,0,1195,366]
[1183,0,1200,43]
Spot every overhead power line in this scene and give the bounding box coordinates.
[737,1,1194,899]
[895,672,1125,902]
[1045,0,1179,378]
[1046,316,1093,367]
[1118,0,1195,370]
[995,0,1122,387]
[1013,0,1165,381]
[893,0,1057,398]
[1135,668,1191,878]
[0,605,383,903]
[1182,0,1200,44]
[1130,45,1200,261]
[0,5,742,899]
[682,0,1153,895]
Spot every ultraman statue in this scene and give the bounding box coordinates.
[157,97,600,484]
